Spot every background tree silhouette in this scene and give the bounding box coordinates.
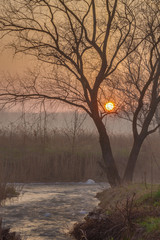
[113,0,160,182]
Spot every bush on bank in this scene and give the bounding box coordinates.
[0,183,21,240]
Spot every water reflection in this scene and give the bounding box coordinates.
[0,183,109,240]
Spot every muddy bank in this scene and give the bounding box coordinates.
[71,184,160,240]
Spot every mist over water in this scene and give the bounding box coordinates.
[0,111,132,135]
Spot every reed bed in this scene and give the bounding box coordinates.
[0,125,159,183]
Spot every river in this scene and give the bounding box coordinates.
[0,182,109,240]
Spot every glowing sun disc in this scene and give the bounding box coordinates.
[105,102,115,112]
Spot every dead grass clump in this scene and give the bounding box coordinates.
[71,196,139,240]
[0,183,19,204]
[71,211,137,240]
[71,217,116,240]
[0,183,21,240]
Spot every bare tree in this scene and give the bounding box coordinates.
[112,0,160,182]
[155,105,160,135]
[0,0,157,185]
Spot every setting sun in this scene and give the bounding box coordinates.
[105,102,115,112]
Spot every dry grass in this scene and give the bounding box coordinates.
[0,129,102,182]
[0,184,19,205]
[0,125,159,183]
[0,179,21,239]
[96,183,160,210]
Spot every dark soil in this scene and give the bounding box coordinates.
[0,221,21,240]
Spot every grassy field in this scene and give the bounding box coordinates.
[0,122,160,183]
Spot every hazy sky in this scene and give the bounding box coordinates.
[0,45,36,74]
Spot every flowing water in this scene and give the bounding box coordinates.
[0,182,109,240]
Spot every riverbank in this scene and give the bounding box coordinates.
[0,183,21,240]
[71,184,160,240]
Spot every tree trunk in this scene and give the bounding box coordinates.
[93,117,121,186]
[123,139,143,183]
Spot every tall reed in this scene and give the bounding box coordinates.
[0,123,159,183]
